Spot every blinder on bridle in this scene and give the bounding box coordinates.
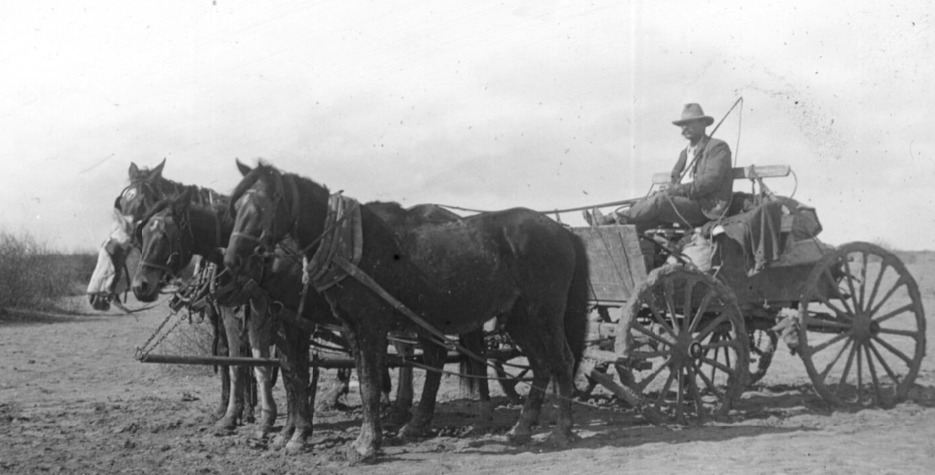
[116,180,161,246]
[138,211,192,281]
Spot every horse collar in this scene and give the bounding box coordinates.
[302,194,363,292]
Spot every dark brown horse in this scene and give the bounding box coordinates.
[224,161,589,462]
[136,185,494,453]
[130,188,280,438]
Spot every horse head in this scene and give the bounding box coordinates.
[131,188,196,302]
[224,160,294,279]
[116,159,168,244]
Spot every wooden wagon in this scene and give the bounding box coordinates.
[567,164,926,423]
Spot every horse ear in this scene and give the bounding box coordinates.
[128,162,140,180]
[148,158,166,180]
[236,158,252,177]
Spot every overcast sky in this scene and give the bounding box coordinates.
[1,0,932,251]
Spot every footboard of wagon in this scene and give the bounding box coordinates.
[573,225,650,305]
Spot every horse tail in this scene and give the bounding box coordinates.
[564,231,590,373]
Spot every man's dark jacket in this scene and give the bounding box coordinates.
[667,137,733,220]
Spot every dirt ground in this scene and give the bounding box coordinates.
[3,259,935,475]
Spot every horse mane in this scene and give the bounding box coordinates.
[229,162,330,218]
[117,161,224,215]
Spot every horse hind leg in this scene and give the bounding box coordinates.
[399,337,446,439]
[384,338,414,427]
[459,329,493,429]
[504,299,578,447]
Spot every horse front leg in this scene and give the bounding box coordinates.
[247,298,277,439]
[400,338,446,439]
[216,306,245,431]
[274,320,311,454]
[341,320,387,463]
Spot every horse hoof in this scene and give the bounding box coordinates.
[284,440,305,455]
[544,430,578,448]
[382,408,412,427]
[399,423,428,439]
[214,416,237,431]
[506,427,532,445]
[271,434,288,450]
[344,443,377,464]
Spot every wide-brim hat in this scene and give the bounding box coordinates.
[672,103,714,126]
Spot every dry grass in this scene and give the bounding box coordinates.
[0,230,96,314]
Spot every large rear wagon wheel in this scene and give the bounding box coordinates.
[798,242,925,407]
[615,265,749,423]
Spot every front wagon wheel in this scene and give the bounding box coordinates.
[615,265,749,424]
[798,242,925,407]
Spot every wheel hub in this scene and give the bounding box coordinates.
[851,314,877,341]
[688,341,703,359]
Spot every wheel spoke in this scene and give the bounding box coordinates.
[864,261,891,314]
[702,338,742,351]
[877,327,922,338]
[693,360,726,400]
[872,303,915,325]
[813,291,853,322]
[629,321,675,349]
[688,289,716,333]
[809,332,850,356]
[699,355,735,375]
[696,314,728,340]
[836,342,858,394]
[686,364,705,422]
[674,367,685,422]
[863,343,883,404]
[635,356,673,392]
[856,341,864,404]
[842,255,862,313]
[682,281,695,333]
[818,338,853,383]
[858,251,868,310]
[824,266,855,316]
[654,369,678,406]
[871,334,913,366]
[648,300,678,340]
[866,340,902,386]
[868,276,907,320]
[663,280,680,335]
[708,334,721,383]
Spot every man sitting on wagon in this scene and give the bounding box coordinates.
[585,103,733,232]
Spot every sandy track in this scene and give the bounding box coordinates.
[2,279,935,474]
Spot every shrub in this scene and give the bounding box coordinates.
[0,230,96,312]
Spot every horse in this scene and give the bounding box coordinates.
[223,161,589,462]
[130,187,282,437]
[87,159,256,423]
[133,183,495,453]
